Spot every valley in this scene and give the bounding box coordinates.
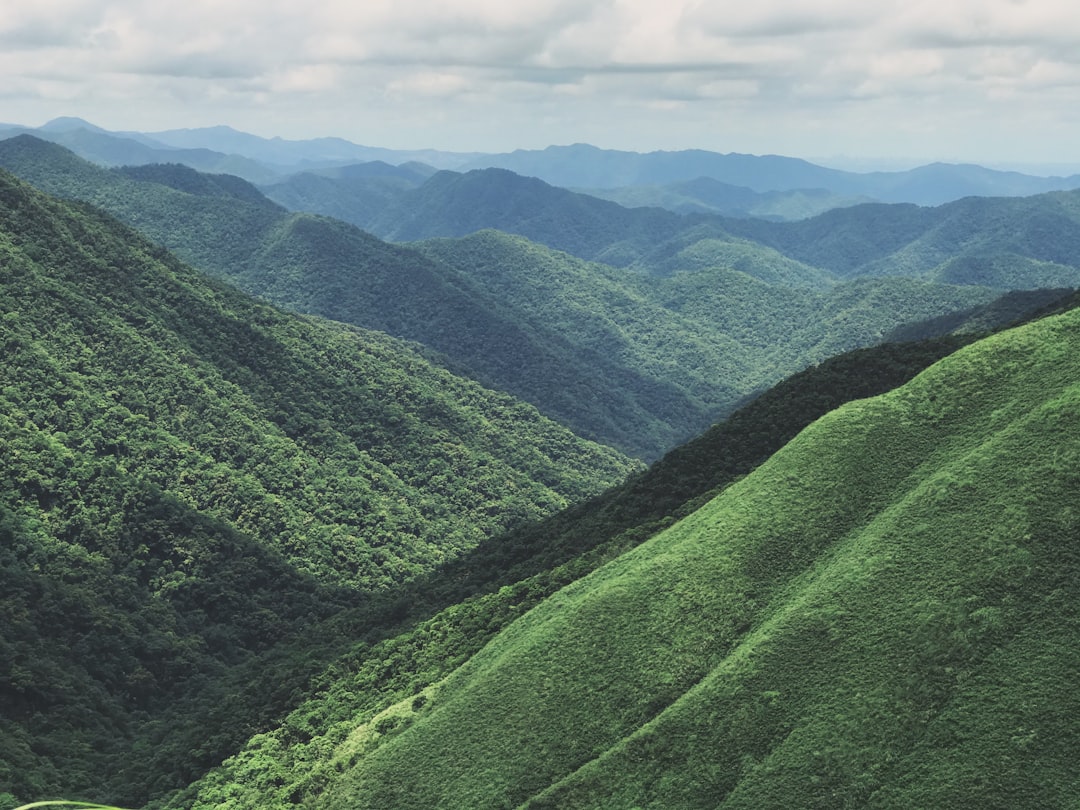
[1,119,1078,809]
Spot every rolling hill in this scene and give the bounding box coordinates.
[725,191,1080,286]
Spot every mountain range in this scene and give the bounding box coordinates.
[2,117,1080,810]
[4,118,1080,210]
[0,135,1019,460]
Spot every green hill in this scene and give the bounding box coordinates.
[258,162,433,227]
[419,229,996,419]
[0,169,638,806]
[180,302,1080,809]
[155,326,974,810]
[0,136,709,458]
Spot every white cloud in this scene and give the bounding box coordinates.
[1,0,1079,165]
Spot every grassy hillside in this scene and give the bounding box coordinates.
[235,303,1080,809]
[0,169,638,807]
[162,328,983,810]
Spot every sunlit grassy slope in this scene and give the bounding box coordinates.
[311,305,1080,809]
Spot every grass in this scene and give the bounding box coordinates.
[306,305,1080,808]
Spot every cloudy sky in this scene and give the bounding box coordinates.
[3,0,1080,169]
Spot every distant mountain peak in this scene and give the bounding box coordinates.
[39,116,108,133]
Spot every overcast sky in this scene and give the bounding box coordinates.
[3,0,1080,170]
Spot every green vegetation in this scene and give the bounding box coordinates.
[416,230,996,454]
[0,168,637,807]
[5,130,1080,809]
[258,162,434,227]
[726,191,1080,285]
[279,300,1080,809]
[263,155,1080,290]
[0,136,1008,460]
[163,329,984,809]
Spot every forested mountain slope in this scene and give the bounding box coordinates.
[270,297,1080,809]
[263,155,1080,290]
[0,169,637,806]
[0,136,1002,459]
[366,168,689,263]
[258,161,434,226]
[726,191,1080,285]
[0,136,711,458]
[163,325,991,808]
[417,230,997,406]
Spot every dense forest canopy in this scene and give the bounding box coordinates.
[0,168,636,806]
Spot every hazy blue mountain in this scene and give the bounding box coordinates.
[147,125,482,170]
[268,160,1080,291]
[461,144,849,191]
[37,115,111,133]
[463,143,1080,204]
[0,123,281,183]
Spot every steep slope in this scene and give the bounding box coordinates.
[291,305,1080,809]
[0,169,637,806]
[0,136,704,458]
[162,330,978,810]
